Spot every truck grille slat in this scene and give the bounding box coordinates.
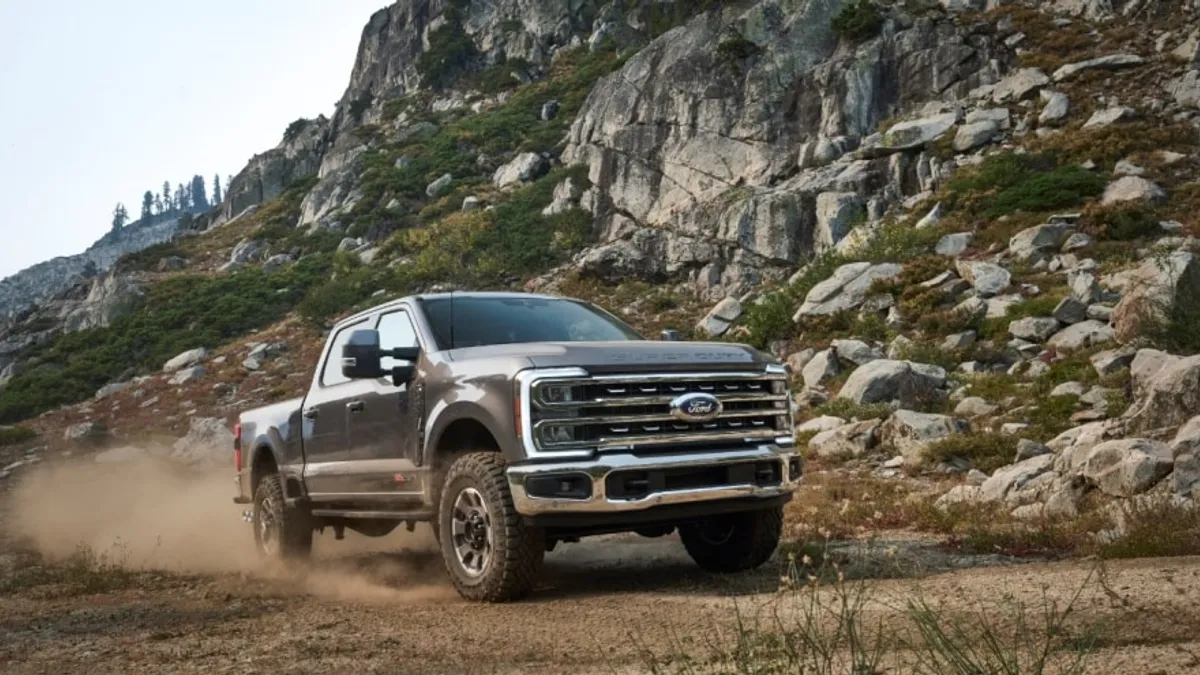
[531,372,790,453]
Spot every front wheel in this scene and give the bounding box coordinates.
[437,452,544,602]
[252,474,313,563]
[679,506,783,573]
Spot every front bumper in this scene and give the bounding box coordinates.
[506,444,801,517]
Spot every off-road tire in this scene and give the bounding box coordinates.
[437,452,544,602]
[679,506,783,574]
[252,474,313,562]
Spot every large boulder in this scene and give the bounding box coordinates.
[991,68,1049,102]
[1047,320,1115,351]
[493,152,550,188]
[837,359,946,407]
[1112,252,1200,343]
[978,453,1056,503]
[1052,54,1144,82]
[1101,177,1166,205]
[879,410,968,464]
[1171,415,1200,498]
[696,298,743,337]
[61,272,145,333]
[1124,351,1200,431]
[1170,69,1200,108]
[956,260,1011,297]
[808,419,881,458]
[1008,222,1074,263]
[1078,439,1174,497]
[794,263,903,318]
[163,348,207,372]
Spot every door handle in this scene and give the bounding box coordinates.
[347,401,365,413]
[302,408,319,420]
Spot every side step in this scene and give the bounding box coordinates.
[309,508,436,521]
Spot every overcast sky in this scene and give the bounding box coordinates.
[0,0,389,279]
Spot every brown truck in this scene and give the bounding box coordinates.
[233,291,801,602]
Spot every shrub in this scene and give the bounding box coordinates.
[0,425,36,447]
[926,433,1018,473]
[1083,207,1162,242]
[832,0,885,41]
[813,399,892,422]
[944,152,1106,220]
[716,36,760,65]
[283,118,310,143]
[112,241,189,274]
[348,91,375,123]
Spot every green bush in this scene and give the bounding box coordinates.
[716,36,760,65]
[927,433,1019,472]
[832,0,885,41]
[0,425,36,447]
[944,152,1106,219]
[1085,207,1162,242]
[112,241,189,274]
[283,118,310,143]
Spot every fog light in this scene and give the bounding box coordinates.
[788,457,803,480]
[526,474,592,500]
[542,425,576,444]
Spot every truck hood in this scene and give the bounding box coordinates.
[447,341,775,374]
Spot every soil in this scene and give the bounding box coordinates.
[2,457,1199,675]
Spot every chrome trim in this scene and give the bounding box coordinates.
[517,367,793,458]
[507,444,801,515]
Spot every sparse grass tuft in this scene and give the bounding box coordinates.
[1097,496,1200,559]
[813,399,892,422]
[0,544,137,597]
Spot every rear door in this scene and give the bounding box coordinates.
[301,317,375,497]
[342,307,426,502]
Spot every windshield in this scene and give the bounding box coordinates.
[420,296,644,349]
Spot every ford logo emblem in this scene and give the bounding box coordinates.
[670,392,723,422]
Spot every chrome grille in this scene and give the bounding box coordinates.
[527,371,791,453]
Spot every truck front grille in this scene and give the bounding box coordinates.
[527,371,792,454]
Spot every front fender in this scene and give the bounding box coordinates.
[424,399,524,463]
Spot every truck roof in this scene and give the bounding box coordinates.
[336,290,566,327]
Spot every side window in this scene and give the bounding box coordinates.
[320,319,369,387]
[377,310,419,372]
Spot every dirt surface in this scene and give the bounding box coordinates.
[3,458,1200,674]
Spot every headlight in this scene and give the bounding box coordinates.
[539,383,578,404]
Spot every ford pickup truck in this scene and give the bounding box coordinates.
[233,291,801,602]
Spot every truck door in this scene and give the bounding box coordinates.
[301,317,373,497]
[342,307,425,501]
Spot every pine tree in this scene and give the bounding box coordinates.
[212,174,223,205]
[163,181,173,213]
[175,183,188,212]
[111,203,129,232]
[191,175,208,211]
[154,194,164,216]
[141,191,154,222]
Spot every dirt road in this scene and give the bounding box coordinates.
[3,458,1200,674]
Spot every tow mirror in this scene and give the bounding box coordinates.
[341,330,422,385]
[342,330,385,379]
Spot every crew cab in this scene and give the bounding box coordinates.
[233,292,801,602]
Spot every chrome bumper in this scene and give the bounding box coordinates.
[506,444,801,516]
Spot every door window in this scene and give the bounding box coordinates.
[376,310,419,372]
[320,319,369,387]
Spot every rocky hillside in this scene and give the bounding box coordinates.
[2,0,1200,554]
[0,215,181,321]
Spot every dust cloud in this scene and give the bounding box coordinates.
[2,448,456,603]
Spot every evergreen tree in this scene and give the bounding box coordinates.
[141,191,154,222]
[175,183,188,212]
[154,194,164,216]
[212,174,223,205]
[163,181,173,212]
[191,175,208,211]
[111,203,129,232]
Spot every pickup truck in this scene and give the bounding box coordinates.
[233,291,801,602]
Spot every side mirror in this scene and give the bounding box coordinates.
[661,329,682,342]
[342,330,385,379]
[340,329,422,386]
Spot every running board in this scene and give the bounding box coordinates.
[310,508,435,521]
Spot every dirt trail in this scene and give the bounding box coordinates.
[2,457,1200,674]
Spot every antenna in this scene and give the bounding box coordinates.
[449,289,456,350]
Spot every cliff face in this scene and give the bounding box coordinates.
[563,0,1005,298]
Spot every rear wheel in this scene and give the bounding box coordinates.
[252,474,313,562]
[437,452,544,602]
[679,506,782,573]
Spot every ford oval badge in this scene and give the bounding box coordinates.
[670,392,722,422]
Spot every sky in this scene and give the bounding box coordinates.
[0,0,390,279]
